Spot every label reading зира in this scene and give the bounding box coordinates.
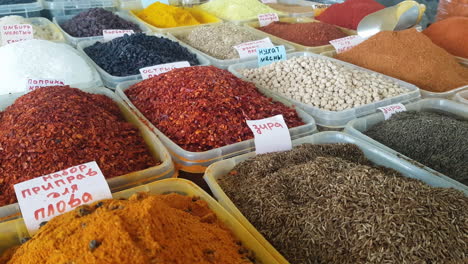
[246,114,292,155]
[234,38,274,59]
[103,29,135,41]
[378,103,407,120]
[329,35,366,53]
[139,61,190,79]
[258,13,279,27]
[1,24,33,45]
[257,45,286,67]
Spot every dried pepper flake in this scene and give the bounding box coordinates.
[125,66,304,152]
[0,86,157,207]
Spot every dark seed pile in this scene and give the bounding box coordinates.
[220,143,468,264]
[84,33,200,76]
[365,111,468,185]
[60,8,141,38]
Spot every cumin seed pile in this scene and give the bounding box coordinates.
[219,144,468,264]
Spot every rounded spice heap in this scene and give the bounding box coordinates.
[257,21,348,47]
[0,86,156,207]
[0,16,62,45]
[0,193,256,264]
[220,143,468,263]
[195,0,283,21]
[84,33,200,77]
[125,66,304,152]
[316,0,385,30]
[423,16,468,59]
[365,111,468,185]
[335,29,468,92]
[241,56,407,111]
[60,8,141,38]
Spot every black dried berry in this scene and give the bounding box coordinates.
[89,240,101,251]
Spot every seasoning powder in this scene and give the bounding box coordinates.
[423,16,468,58]
[220,143,468,263]
[125,66,304,152]
[0,86,157,207]
[195,0,283,21]
[0,193,256,264]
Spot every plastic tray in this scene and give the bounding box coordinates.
[53,11,150,47]
[244,17,356,53]
[454,89,468,105]
[0,178,281,264]
[116,79,318,173]
[0,17,65,44]
[344,98,468,188]
[0,87,176,223]
[456,56,468,67]
[76,33,211,89]
[203,131,468,264]
[168,23,295,69]
[0,0,42,18]
[265,0,315,17]
[228,51,421,129]
[41,0,116,18]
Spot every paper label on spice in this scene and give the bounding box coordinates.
[103,29,135,41]
[141,0,169,8]
[234,38,274,59]
[329,35,366,53]
[257,45,286,67]
[139,61,190,79]
[246,114,292,155]
[258,13,279,27]
[26,78,65,92]
[312,3,330,9]
[378,103,406,120]
[1,24,33,45]
[14,161,112,234]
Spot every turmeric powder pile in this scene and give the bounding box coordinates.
[0,193,256,264]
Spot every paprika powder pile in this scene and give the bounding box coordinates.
[335,29,468,92]
[0,86,157,207]
[423,16,468,58]
[316,0,385,30]
[257,21,348,47]
[125,66,304,152]
[0,193,256,264]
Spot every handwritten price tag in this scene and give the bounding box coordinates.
[139,61,190,79]
[329,35,366,53]
[258,13,279,27]
[26,78,65,92]
[14,161,112,234]
[257,45,286,67]
[246,114,292,154]
[103,29,134,41]
[378,103,406,120]
[234,38,274,59]
[1,24,33,45]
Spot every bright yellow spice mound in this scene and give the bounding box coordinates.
[0,193,255,264]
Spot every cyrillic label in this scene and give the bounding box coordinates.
[234,38,274,59]
[103,29,135,41]
[378,103,406,120]
[1,24,33,45]
[246,114,292,154]
[257,45,286,67]
[139,61,190,79]
[329,35,366,53]
[258,13,279,27]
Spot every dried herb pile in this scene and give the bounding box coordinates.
[125,66,304,152]
[0,86,157,207]
[0,193,256,264]
[220,143,468,264]
[365,111,468,185]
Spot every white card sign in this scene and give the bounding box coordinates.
[103,29,135,41]
[258,13,279,27]
[14,161,112,234]
[234,38,274,59]
[378,103,406,120]
[1,24,33,45]
[26,78,65,92]
[246,114,292,154]
[139,61,190,79]
[329,35,366,53]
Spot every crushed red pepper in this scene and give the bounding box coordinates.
[0,86,157,207]
[125,66,304,152]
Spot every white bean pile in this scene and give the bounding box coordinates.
[240,56,408,111]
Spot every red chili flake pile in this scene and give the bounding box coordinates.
[0,86,157,207]
[125,66,304,152]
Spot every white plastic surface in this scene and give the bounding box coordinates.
[0,0,42,17]
[344,98,468,188]
[76,33,211,89]
[41,0,116,17]
[116,79,318,173]
[265,0,315,17]
[454,90,468,105]
[229,51,421,129]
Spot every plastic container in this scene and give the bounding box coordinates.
[344,98,468,188]
[203,131,468,264]
[41,0,116,18]
[456,56,468,67]
[0,17,66,44]
[0,178,281,264]
[264,0,315,17]
[168,24,295,69]
[0,87,177,223]
[76,33,211,89]
[116,80,318,173]
[244,17,356,53]
[229,51,421,129]
[454,89,468,105]
[53,11,150,47]
[0,0,42,18]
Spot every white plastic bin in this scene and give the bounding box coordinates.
[344,98,468,187]
[41,0,116,18]
[0,17,66,45]
[116,79,318,173]
[77,33,211,89]
[0,0,42,17]
[229,51,421,129]
[264,0,315,17]
[454,90,468,105]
